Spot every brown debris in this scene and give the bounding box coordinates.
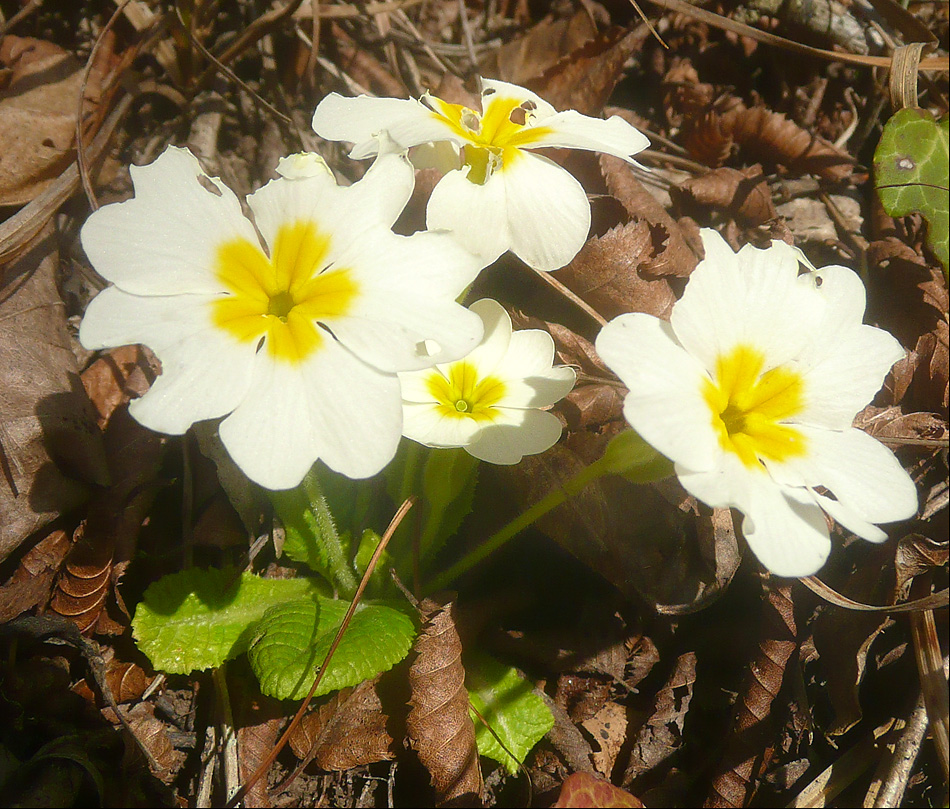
[288,676,395,771]
[703,583,797,808]
[407,596,483,807]
[671,165,777,228]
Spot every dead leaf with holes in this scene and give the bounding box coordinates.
[582,701,628,777]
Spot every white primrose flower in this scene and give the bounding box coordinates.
[595,229,918,577]
[79,145,485,490]
[311,78,650,272]
[399,299,576,464]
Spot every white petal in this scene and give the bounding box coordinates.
[678,454,831,577]
[248,150,414,251]
[81,146,260,296]
[311,93,460,159]
[463,300,513,376]
[80,287,254,434]
[466,408,564,464]
[671,230,822,374]
[492,328,576,408]
[596,313,718,471]
[502,152,591,271]
[499,366,577,409]
[426,167,511,266]
[797,323,906,429]
[771,426,918,526]
[402,402,482,448]
[480,78,558,118]
[811,492,888,543]
[740,480,831,577]
[300,340,403,479]
[523,110,650,163]
[329,230,484,371]
[218,353,320,490]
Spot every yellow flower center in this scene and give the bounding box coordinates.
[425,360,507,422]
[702,345,807,469]
[211,221,358,364]
[426,94,552,185]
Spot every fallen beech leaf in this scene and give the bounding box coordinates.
[724,106,855,181]
[0,226,108,564]
[123,702,186,785]
[0,37,83,206]
[599,155,699,277]
[73,647,152,705]
[529,26,649,116]
[481,9,600,89]
[671,165,777,228]
[622,652,696,785]
[80,345,159,430]
[0,528,70,623]
[407,596,483,807]
[49,407,166,634]
[288,676,395,771]
[811,543,897,736]
[556,221,678,320]
[554,772,644,807]
[704,583,797,808]
[233,681,284,809]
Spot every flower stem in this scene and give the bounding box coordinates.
[303,474,358,597]
[424,456,612,593]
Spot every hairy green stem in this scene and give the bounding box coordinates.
[303,474,358,597]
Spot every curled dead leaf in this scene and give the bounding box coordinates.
[598,155,699,278]
[671,165,777,228]
[408,596,483,807]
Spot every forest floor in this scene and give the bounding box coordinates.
[0,1,947,807]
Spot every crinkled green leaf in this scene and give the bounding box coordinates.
[247,597,416,700]
[420,448,479,564]
[466,652,554,774]
[132,569,317,674]
[874,108,949,274]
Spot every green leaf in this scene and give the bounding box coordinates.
[353,529,396,593]
[466,652,554,774]
[132,569,317,674]
[874,108,949,274]
[420,448,479,564]
[247,597,416,700]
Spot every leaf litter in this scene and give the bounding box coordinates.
[0,1,947,807]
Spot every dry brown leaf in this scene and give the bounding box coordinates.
[582,701,628,777]
[528,26,649,116]
[704,583,797,808]
[723,106,855,181]
[480,9,601,89]
[554,772,644,808]
[0,527,70,623]
[811,543,898,736]
[671,165,777,228]
[555,221,678,320]
[232,682,285,809]
[123,701,186,786]
[80,345,159,430]
[556,672,612,723]
[74,647,152,705]
[49,407,166,634]
[599,155,699,278]
[0,225,108,564]
[0,37,94,206]
[622,652,697,786]
[288,676,395,771]
[408,596,483,808]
